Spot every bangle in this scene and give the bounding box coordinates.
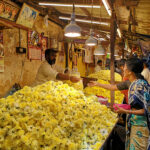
[127,110,132,114]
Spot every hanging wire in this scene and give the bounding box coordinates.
[72,0,75,21]
[73,3,75,13]
[99,0,102,37]
[91,0,94,30]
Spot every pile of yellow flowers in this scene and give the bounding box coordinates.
[88,70,122,82]
[0,81,118,150]
[63,80,83,91]
[84,79,124,104]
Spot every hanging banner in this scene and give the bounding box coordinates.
[40,35,48,61]
[85,47,94,63]
[49,38,58,49]
[73,54,77,66]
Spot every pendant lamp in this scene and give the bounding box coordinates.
[64,4,81,37]
[85,30,97,46]
[85,0,97,46]
[115,55,121,60]
[114,51,119,56]
[94,41,105,55]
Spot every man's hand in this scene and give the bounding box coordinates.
[70,76,80,83]
[88,81,98,87]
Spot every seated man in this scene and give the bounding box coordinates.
[32,49,80,86]
[95,60,102,72]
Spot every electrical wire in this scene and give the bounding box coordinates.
[91,0,94,30]
[99,0,102,37]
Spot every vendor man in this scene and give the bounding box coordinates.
[32,49,80,86]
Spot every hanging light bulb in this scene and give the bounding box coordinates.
[85,29,97,46]
[94,41,105,55]
[114,50,119,56]
[115,55,121,60]
[64,4,81,37]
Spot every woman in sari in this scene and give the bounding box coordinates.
[116,58,150,150]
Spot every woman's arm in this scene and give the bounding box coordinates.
[88,81,118,91]
[127,109,145,115]
[115,105,145,115]
[96,83,118,91]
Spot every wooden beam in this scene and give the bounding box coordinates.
[45,6,63,16]
[114,0,139,7]
[81,27,110,40]
[0,20,14,28]
[101,41,110,45]
[0,17,29,30]
[80,8,91,18]
[28,2,66,27]
[125,1,139,7]
[60,13,128,25]
[61,13,110,23]
[32,0,100,5]
[78,23,110,33]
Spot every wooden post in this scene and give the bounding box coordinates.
[110,8,117,108]
[64,42,68,69]
[122,48,124,59]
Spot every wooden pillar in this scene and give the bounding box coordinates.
[122,48,124,59]
[110,8,117,107]
[64,42,68,69]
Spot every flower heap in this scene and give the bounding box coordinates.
[84,79,124,104]
[88,70,122,82]
[64,80,83,91]
[84,70,124,104]
[0,81,117,150]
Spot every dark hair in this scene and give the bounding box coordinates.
[97,60,102,64]
[142,59,149,68]
[119,59,126,67]
[126,58,144,79]
[45,49,58,58]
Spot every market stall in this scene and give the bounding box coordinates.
[0,0,150,150]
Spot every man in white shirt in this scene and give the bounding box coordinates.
[33,49,80,86]
[141,60,150,84]
[95,60,102,72]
